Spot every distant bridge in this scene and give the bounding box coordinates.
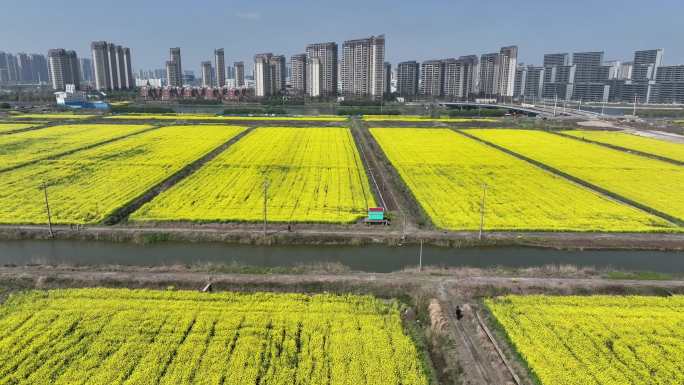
[438,102,601,119]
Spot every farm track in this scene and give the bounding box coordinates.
[0,124,163,174]
[549,130,684,166]
[454,129,684,227]
[102,126,256,225]
[352,118,432,232]
[350,118,391,210]
[437,284,504,385]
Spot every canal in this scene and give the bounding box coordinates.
[1,240,683,273]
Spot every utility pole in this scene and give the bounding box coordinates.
[479,183,487,241]
[601,99,606,116]
[633,95,638,117]
[263,179,269,237]
[42,182,53,239]
[418,239,423,272]
[553,94,558,117]
[402,212,407,240]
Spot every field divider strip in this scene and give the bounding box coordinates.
[474,311,523,385]
[0,121,59,136]
[349,118,388,210]
[549,130,684,166]
[102,126,256,225]
[358,123,436,230]
[0,124,163,174]
[453,129,684,227]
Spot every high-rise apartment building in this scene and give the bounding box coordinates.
[514,65,525,98]
[479,53,500,97]
[270,55,286,94]
[1,53,19,83]
[214,49,225,87]
[632,49,663,81]
[652,65,684,103]
[122,48,134,89]
[572,51,607,101]
[305,42,338,97]
[91,41,134,91]
[79,58,94,84]
[254,53,273,97]
[33,54,48,84]
[541,52,575,100]
[91,42,110,90]
[166,48,183,87]
[290,54,307,94]
[514,65,545,99]
[341,35,385,99]
[397,61,419,97]
[0,52,47,84]
[307,58,322,97]
[106,43,120,90]
[0,52,10,83]
[234,61,245,87]
[201,61,213,87]
[543,53,570,67]
[0,52,8,83]
[115,45,127,89]
[443,58,478,100]
[420,60,444,97]
[383,62,392,96]
[47,49,80,90]
[572,51,604,83]
[498,46,518,97]
[17,53,33,83]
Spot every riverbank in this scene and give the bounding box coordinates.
[1,223,683,251]
[2,264,683,304]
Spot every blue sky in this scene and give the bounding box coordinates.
[2,0,682,73]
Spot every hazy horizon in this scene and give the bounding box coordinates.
[2,0,683,73]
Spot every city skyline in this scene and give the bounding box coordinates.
[1,0,683,72]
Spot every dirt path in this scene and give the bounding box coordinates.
[352,118,433,233]
[2,223,684,250]
[438,283,514,385]
[625,129,684,144]
[576,119,684,144]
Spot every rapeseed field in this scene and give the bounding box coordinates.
[486,295,684,385]
[468,129,684,222]
[132,127,376,223]
[0,125,244,224]
[0,288,429,385]
[370,128,674,231]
